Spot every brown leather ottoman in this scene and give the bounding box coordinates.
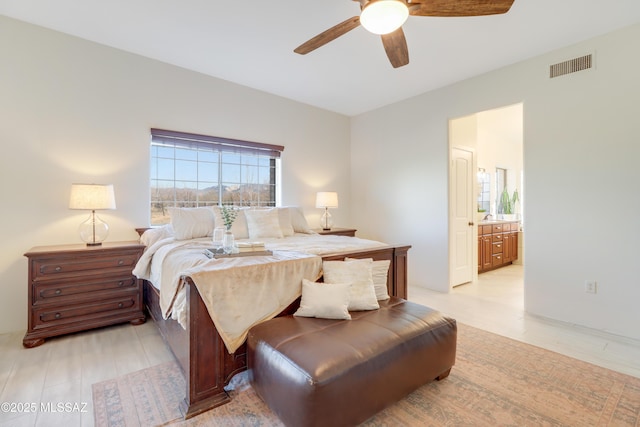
[247,297,457,427]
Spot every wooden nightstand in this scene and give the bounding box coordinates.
[23,241,146,348]
[315,228,357,237]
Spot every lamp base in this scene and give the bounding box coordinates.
[320,208,333,230]
[78,211,109,246]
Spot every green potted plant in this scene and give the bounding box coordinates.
[220,205,238,253]
[220,205,238,231]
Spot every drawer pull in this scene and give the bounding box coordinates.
[497,244,501,248]
[54,313,61,319]
[55,266,62,272]
[55,289,62,295]
[118,303,124,309]
[118,281,124,286]
[118,260,125,265]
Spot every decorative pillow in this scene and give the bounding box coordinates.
[322,259,379,311]
[287,206,314,234]
[277,208,295,237]
[212,206,249,239]
[294,279,351,320]
[345,258,391,301]
[167,207,215,240]
[140,224,174,247]
[244,209,284,239]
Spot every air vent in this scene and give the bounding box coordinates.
[549,54,593,78]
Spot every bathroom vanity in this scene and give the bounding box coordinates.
[478,220,519,273]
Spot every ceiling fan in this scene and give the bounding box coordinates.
[294,0,515,68]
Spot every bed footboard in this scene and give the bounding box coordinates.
[144,244,411,419]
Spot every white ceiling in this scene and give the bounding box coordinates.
[2,0,640,116]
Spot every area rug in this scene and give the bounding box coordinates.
[92,323,640,426]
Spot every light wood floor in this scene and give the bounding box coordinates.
[409,265,640,379]
[1,264,639,426]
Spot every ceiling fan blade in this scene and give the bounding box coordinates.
[294,16,361,55]
[381,27,409,68]
[409,0,515,17]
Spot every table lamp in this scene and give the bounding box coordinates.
[315,191,338,230]
[69,184,116,246]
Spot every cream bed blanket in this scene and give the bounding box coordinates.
[133,234,385,353]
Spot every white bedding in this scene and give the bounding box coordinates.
[133,233,386,352]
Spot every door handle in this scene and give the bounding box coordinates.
[468,222,474,226]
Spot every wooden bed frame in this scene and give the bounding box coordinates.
[142,243,411,419]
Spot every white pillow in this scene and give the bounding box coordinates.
[212,206,249,239]
[287,206,314,234]
[168,207,215,240]
[140,224,174,247]
[244,209,284,239]
[322,259,379,311]
[294,279,351,320]
[345,258,391,301]
[277,208,295,237]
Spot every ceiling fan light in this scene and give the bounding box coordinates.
[360,0,409,35]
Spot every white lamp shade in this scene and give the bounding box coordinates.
[360,0,409,35]
[315,192,339,208]
[69,184,116,210]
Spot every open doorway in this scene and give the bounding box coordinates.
[449,103,524,289]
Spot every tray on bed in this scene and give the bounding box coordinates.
[203,249,273,259]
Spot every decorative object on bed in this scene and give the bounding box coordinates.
[212,226,225,249]
[286,206,314,234]
[315,191,338,230]
[167,206,215,240]
[220,205,238,230]
[294,279,352,320]
[322,259,379,311]
[345,257,391,300]
[68,183,116,246]
[222,231,235,254]
[213,206,249,238]
[220,205,239,253]
[203,248,273,259]
[244,209,284,239]
[236,241,266,252]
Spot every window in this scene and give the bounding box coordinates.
[495,167,507,214]
[150,129,284,225]
[477,168,490,213]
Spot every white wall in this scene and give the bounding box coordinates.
[352,23,640,340]
[0,16,351,334]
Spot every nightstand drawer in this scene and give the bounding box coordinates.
[33,294,140,327]
[34,276,138,304]
[32,253,139,279]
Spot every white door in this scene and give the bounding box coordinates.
[450,147,474,287]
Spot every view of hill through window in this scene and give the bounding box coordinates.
[150,139,278,225]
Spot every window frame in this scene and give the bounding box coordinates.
[149,128,284,225]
